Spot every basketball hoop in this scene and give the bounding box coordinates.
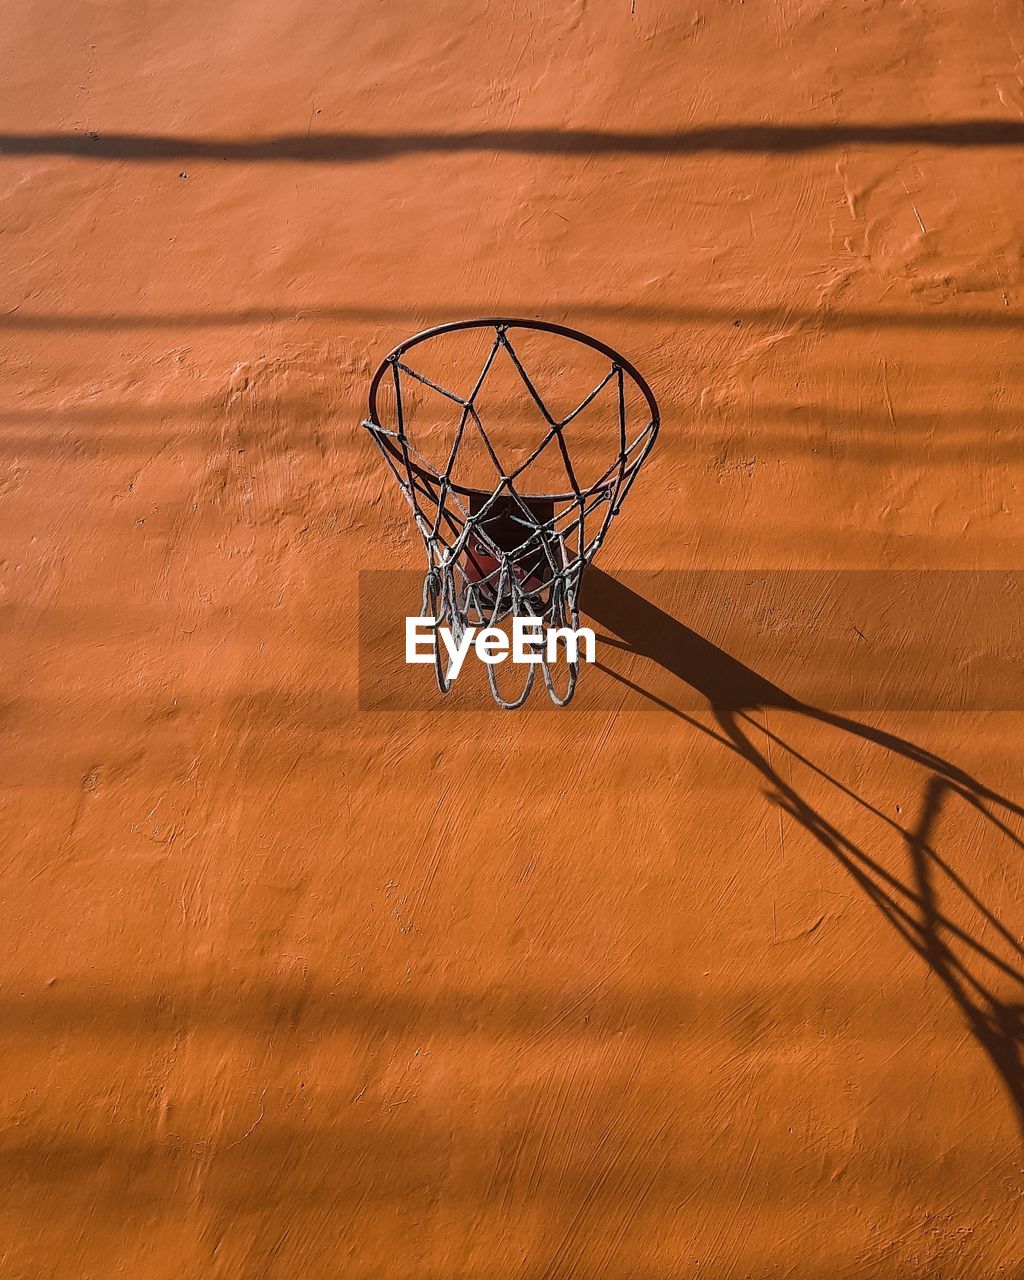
[362,317,660,707]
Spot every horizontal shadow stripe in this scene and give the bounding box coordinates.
[360,570,1024,712]
[3,121,1024,162]
[0,304,1020,332]
[0,975,979,1037]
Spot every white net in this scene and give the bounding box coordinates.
[363,318,660,707]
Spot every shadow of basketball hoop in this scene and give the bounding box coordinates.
[583,567,1024,1134]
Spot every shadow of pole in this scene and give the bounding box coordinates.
[583,567,1024,1134]
[4,121,1024,161]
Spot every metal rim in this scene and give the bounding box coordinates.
[364,316,661,503]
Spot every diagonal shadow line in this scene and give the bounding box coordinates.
[4,122,1024,161]
[0,304,1020,332]
[583,567,1024,1133]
